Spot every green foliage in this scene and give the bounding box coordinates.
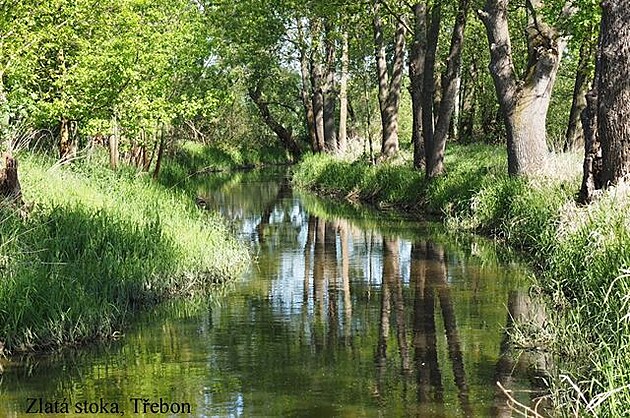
[0,153,248,352]
[1,0,227,150]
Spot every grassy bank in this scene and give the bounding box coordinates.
[293,144,630,416]
[0,153,249,354]
[159,140,291,190]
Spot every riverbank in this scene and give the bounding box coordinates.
[160,140,291,190]
[0,152,249,355]
[293,144,630,416]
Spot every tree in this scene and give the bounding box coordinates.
[424,0,470,178]
[478,0,568,176]
[579,0,630,203]
[409,2,427,169]
[372,0,406,158]
[564,30,596,152]
[337,31,349,154]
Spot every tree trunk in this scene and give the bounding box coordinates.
[310,19,326,153]
[249,85,302,160]
[311,63,326,153]
[459,59,478,141]
[427,0,469,178]
[421,4,441,168]
[479,0,565,176]
[338,31,349,154]
[109,116,120,170]
[297,19,318,153]
[409,2,427,170]
[373,0,406,158]
[564,33,595,152]
[323,25,337,153]
[597,0,630,187]
[0,153,22,204]
[59,118,76,161]
[152,126,165,180]
[578,19,604,204]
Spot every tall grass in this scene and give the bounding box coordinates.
[293,145,630,416]
[0,153,249,353]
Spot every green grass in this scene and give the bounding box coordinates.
[159,140,290,190]
[0,153,249,353]
[293,144,630,416]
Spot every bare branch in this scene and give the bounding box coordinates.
[378,0,413,34]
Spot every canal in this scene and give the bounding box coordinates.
[0,169,547,417]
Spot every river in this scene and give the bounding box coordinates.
[0,169,547,417]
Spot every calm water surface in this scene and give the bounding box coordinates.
[0,170,546,417]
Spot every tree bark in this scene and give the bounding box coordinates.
[373,0,406,158]
[409,2,427,170]
[597,0,630,187]
[152,126,165,180]
[338,31,349,154]
[109,116,120,170]
[323,25,337,153]
[310,19,326,153]
[564,33,595,152]
[59,118,76,161]
[459,58,478,141]
[297,19,318,153]
[479,0,565,176]
[249,85,302,160]
[0,153,22,204]
[421,4,441,169]
[426,0,469,178]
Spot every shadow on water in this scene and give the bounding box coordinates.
[0,169,550,417]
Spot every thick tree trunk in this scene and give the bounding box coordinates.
[597,1,630,187]
[373,1,406,158]
[410,2,427,170]
[249,85,302,160]
[338,32,349,154]
[564,34,595,152]
[479,0,564,176]
[426,0,469,178]
[421,4,441,168]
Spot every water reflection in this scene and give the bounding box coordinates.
[0,171,545,417]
